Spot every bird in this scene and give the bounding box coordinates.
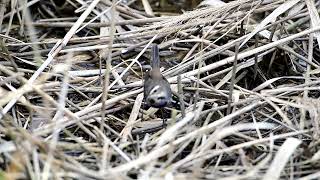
[143,44,172,118]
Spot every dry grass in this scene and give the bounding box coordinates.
[0,0,320,179]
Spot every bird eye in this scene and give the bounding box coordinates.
[149,99,155,105]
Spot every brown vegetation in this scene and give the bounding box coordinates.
[0,0,320,179]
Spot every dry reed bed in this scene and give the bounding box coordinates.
[0,0,320,179]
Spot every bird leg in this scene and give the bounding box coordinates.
[160,108,167,128]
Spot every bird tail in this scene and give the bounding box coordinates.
[151,44,160,71]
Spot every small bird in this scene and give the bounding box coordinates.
[143,44,172,109]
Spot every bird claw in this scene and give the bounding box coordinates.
[162,118,167,129]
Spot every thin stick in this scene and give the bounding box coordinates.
[177,75,185,118]
[227,42,239,115]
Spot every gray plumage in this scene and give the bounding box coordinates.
[143,44,172,108]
